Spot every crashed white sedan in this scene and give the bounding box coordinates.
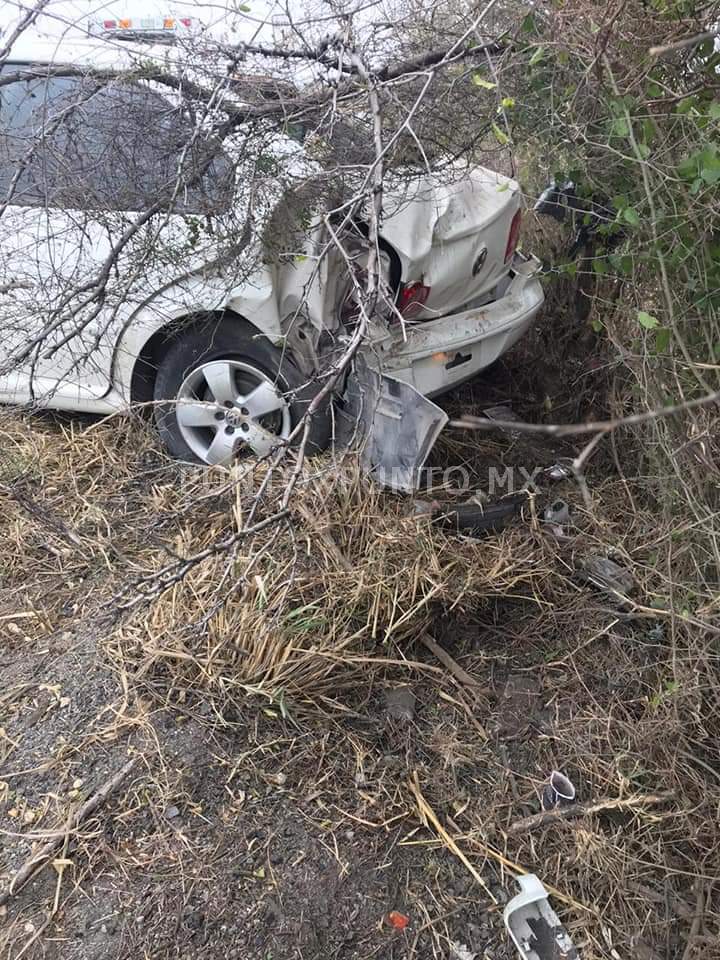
[0,37,544,486]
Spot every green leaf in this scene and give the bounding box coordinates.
[677,96,699,115]
[608,253,630,274]
[501,96,515,109]
[638,310,660,330]
[521,12,536,32]
[238,3,251,9]
[678,145,720,183]
[710,102,720,120]
[678,153,700,179]
[472,74,496,89]
[611,117,629,137]
[529,46,545,66]
[655,327,671,352]
[649,596,669,610]
[491,122,509,145]
[623,207,641,227]
[641,118,657,144]
[700,152,720,184]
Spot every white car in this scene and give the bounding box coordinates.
[0,36,544,483]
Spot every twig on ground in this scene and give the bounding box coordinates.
[0,756,138,907]
[0,483,83,548]
[11,914,52,960]
[410,774,598,916]
[498,743,532,819]
[681,883,705,960]
[506,792,674,836]
[409,772,498,904]
[419,633,489,739]
[293,501,353,572]
[419,633,486,689]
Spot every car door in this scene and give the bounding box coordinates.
[0,65,121,403]
[0,64,234,406]
[0,63,54,399]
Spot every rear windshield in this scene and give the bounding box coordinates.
[0,64,234,214]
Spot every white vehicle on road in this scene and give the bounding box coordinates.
[0,33,544,484]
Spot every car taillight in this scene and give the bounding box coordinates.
[397,281,431,319]
[504,209,522,263]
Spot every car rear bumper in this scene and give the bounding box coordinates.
[376,254,544,396]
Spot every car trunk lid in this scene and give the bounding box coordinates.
[380,166,521,320]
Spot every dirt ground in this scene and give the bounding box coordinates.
[1,339,719,960]
[1,619,523,960]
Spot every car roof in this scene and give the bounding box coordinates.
[4,36,179,71]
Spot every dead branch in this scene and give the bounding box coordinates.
[0,483,83,547]
[506,792,674,836]
[419,632,486,689]
[0,36,504,124]
[0,1,52,67]
[650,31,718,57]
[681,883,706,960]
[410,774,599,915]
[450,388,720,438]
[0,757,137,907]
[409,772,498,903]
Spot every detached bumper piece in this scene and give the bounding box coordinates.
[504,874,579,960]
[339,354,447,493]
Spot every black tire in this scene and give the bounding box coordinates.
[153,315,332,464]
[434,494,528,537]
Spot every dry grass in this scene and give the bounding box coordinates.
[1,396,719,959]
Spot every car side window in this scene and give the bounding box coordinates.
[0,65,234,214]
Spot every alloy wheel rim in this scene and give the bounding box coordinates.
[174,359,292,465]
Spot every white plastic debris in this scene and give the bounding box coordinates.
[449,942,477,960]
[504,874,579,960]
[543,499,570,525]
[541,770,577,811]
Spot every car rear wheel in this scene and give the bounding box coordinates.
[153,318,331,465]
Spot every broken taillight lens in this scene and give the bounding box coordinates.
[397,281,431,319]
[504,209,522,263]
